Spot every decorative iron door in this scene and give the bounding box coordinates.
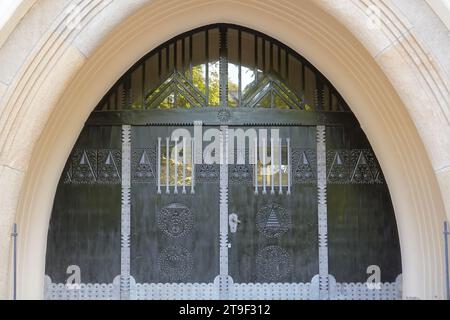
[226,126,318,299]
[129,125,220,299]
[45,24,402,300]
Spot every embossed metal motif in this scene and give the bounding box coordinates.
[256,246,293,282]
[350,150,382,184]
[132,149,156,183]
[217,109,232,123]
[97,150,121,184]
[196,164,220,182]
[292,149,316,183]
[71,149,97,184]
[64,148,122,184]
[159,246,194,282]
[327,150,349,184]
[256,204,291,238]
[327,149,384,184]
[157,203,193,238]
[229,164,252,184]
[350,150,371,183]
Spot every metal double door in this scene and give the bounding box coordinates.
[128,124,319,299]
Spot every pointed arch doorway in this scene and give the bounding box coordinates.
[44,24,401,300]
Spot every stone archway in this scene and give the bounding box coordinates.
[0,0,448,299]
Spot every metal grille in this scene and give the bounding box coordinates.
[95,24,350,112]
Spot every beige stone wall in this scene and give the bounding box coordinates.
[0,0,448,299]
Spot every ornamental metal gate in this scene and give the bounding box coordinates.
[45,24,402,300]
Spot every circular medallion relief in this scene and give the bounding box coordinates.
[256,246,293,282]
[158,246,193,282]
[217,109,231,123]
[256,203,291,238]
[157,203,193,238]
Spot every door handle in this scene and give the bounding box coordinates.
[229,213,241,233]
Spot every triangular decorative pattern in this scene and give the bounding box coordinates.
[97,150,121,184]
[145,71,206,109]
[242,74,305,110]
[327,150,350,184]
[350,150,375,184]
[326,149,384,184]
[71,149,97,184]
[291,149,316,183]
[132,149,156,183]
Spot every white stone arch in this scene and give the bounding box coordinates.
[0,0,448,299]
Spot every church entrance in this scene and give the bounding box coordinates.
[44,24,401,300]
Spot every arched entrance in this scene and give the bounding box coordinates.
[44,24,401,300]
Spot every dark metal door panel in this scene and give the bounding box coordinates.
[228,191,318,283]
[325,126,402,282]
[130,126,220,284]
[45,121,402,300]
[228,126,318,284]
[46,125,122,283]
